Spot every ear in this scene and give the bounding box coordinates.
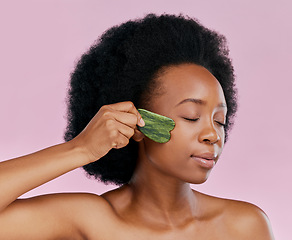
[132,128,145,142]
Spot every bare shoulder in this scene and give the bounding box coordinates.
[19,192,116,218]
[41,192,121,237]
[198,191,275,240]
[0,192,119,240]
[223,198,274,239]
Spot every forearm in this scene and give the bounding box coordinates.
[0,140,90,212]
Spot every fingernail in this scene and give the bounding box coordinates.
[139,117,145,126]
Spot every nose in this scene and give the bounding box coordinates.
[198,122,220,145]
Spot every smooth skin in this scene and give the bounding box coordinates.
[0,63,274,239]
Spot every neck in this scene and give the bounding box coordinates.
[127,144,199,228]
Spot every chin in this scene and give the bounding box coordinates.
[182,171,211,184]
[189,178,208,184]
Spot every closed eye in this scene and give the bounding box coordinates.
[183,118,199,122]
[184,118,226,127]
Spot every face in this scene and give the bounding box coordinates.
[137,63,227,184]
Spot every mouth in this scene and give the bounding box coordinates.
[191,153,217,169]
[191,152,217,160]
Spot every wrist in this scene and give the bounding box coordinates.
[65,138,94,166]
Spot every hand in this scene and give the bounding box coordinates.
[70,101,145,163]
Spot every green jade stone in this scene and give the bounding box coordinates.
[137,108,175,143]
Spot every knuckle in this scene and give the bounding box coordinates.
[102,109,112,117]
[105,119,114,128]
[113,135,130,148]
[112,141,118,148]
[127,101,135,108]
[109,129,119,139]
[100,105,108,112]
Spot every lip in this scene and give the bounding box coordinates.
[191,152,217,160]
[190,152,217,169]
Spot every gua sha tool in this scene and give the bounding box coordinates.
[137,108,175,143]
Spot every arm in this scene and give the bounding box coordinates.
[0,141,87,212]
[0,142,91,239]
[0,101,145,239]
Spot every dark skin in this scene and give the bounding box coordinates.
[0,63,274,239]
[106,63,227,227]
[100,63,274,239]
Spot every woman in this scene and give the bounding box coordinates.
[0,13,274,239]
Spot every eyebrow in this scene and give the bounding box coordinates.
[175,98,227,108]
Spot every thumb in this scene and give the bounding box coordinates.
[132,128,144,142]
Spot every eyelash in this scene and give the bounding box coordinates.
[183,118,226,127]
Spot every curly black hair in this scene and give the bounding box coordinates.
[64,13,238,185]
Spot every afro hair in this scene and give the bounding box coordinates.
[64,13,238,185]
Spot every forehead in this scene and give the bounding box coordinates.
[153,63,226,110]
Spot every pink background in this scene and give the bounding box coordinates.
[0,0,291,238]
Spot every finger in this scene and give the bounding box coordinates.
[111,110,143,129]
[112,133,130,149]
[114,120,135,140]
[106,101,145,127]
[132,128,144,142]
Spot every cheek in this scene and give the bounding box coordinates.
[154,124,194,156]
[170,120,198,144]
[143,138,176,164]
[142,124,192,166]
[168,123,197,158]
[169,123,193,145]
